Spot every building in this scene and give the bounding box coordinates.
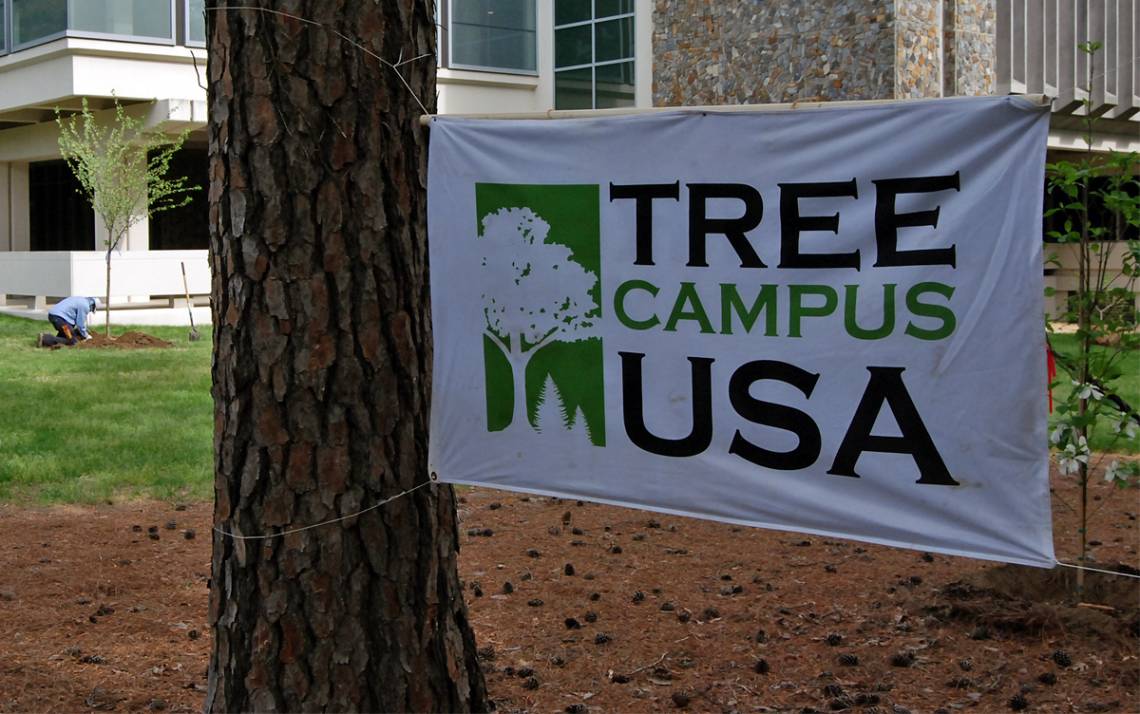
[0,1,1136,322]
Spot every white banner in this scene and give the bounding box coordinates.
[427,96,1054,567]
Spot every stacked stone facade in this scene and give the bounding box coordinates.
[943,0,996,96]
[652,0,996,107]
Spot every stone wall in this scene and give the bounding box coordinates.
[652,0,896,106]
[651,1,998,106]
[895,0,942,98]
[943,0,995,96]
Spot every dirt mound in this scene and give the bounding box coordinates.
[75,331,173,350]
[921,564,1140,645]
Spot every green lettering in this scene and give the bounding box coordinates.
[614,279,660,330]
[788,285,838,338]
[665,282,715,334]
[720,283,778,335]
[905,282,956,340]
[844,284,896,340]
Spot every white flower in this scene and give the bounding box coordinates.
[1050,424,1070,445]
[1057,437,1090,475]
[1104,460,1120,482]
[1072,381,1104,401]
[1111,416,1137,440]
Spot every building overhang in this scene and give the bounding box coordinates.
[0,37,205,130]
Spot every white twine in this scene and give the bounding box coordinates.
[213,479,434,541]
[1054,559,1140,580]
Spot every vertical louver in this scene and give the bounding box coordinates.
[997,0,1138,119]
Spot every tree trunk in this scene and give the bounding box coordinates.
[105,246,112,337]
[205,2,487,711]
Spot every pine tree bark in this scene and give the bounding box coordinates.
[204,2,487,711]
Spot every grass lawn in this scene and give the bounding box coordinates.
[0,312,1132,505]
[1048,332,1140,454]
[0,313,213,504]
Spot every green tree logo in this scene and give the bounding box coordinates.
[476,184,605,445]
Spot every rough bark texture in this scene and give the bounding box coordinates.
[204,2,487,711]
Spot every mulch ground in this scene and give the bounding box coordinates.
[0,468,1136,713]
[75,333,174,350]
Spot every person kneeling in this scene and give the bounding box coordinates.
[37,296,96,347]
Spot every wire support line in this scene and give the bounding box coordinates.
[213,479,434,541]
[206,5,431,116]
[1054,559,1140,580]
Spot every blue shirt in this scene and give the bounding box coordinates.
[48,296,95,339]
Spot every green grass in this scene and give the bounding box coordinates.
[0,313,213,504]
[1,311,1132,504]
[1049,332,1140,454]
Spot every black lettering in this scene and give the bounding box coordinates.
[610,181,681,266]
[620,351,714,457]
[873,172,960,268]
[828,366,958,485]
[777,179,860,270]
[687,183,766,268]
[728,360,822,470]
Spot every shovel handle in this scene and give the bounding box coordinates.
[180,262,197,331]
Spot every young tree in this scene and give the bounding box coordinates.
[480,207,599,432]
[205,2,487,711]
[1045,42,1140,594]
[57,99,194,335]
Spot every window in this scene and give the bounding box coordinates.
[11,0,174,49]
[29,160,95,252]
[12,0,65,46]
[71,0,171,39]
[441,0,536,74]
[0,0,7,53]
[555,0,634,109]
[150,147,207,250]
[185,0,204,45]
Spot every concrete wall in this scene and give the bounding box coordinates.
[0,162,31,252]
[0,38,206,115]
[0,249,209,306]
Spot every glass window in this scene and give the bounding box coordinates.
[450,0,536,73]
[1,0,7,52]
[554,24,590,67]
[186,0,204,44]
[69,0,171,40]
[595,61,635,108]
[554,0,635,109]
[13,0,66,46]
[11,0,174,47]
[595,0,633,19]
[554,0,590,25]
[554,67,593,109]
[594,17,633,63]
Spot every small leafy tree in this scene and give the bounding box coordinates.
[480,207,599,431]
[57,99,195,335]
[1044,42,1140,593]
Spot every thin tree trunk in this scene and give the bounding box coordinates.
[105,247,112,337]
[205,2,486,711]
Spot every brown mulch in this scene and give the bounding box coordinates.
[74,332,174,350]
[0,471,1136,713]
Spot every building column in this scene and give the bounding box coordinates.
[0,162,31,307]
[9,162,29,251]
